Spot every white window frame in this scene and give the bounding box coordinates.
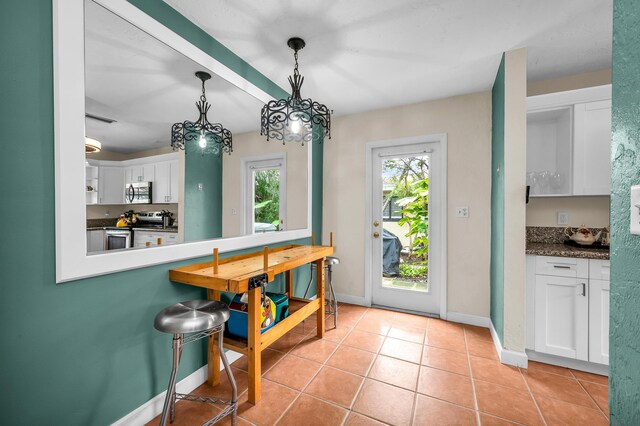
[241,154,287,235]
[53,0,312,283]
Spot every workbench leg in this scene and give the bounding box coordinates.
[315,259,326,338]
[207,289,221,386]
[285,270,293,299]
[247,286,262,404]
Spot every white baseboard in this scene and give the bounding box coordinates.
[446,312,492,328]
[112,350,243,426]
[336,293,368,306]
[526,350,609,376]
[489,322,528,368]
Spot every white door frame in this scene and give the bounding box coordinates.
[240,153,287,235]
[364,134,448,319]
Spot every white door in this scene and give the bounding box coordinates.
[534,274,589,360]
[168,160,179,203]
[589,279,610,365]
[368,140,445,315]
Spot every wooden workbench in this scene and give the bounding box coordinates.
[169,244,334,403]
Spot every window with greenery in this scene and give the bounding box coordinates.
[254,168,280,232]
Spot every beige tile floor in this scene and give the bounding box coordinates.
[148,302,609,426]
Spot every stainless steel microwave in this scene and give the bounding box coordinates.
[124,182,152,204]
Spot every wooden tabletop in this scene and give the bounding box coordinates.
[169,245,334,293]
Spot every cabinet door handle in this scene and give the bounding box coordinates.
[580,283,586,296]
[553,265,571,269]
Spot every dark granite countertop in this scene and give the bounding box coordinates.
[526,242,609,260]
[86,226,179,233]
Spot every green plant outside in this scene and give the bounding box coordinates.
[397,178,430,263]
[399,262,428,278]
[254,169,280,228]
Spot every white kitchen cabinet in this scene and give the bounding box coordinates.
[526,85,612,197]
[589,279,610,365]
[153,160,179,204]
[125,163,155,184]
[528,255,610,366]
[526,107,573,196]
[133,230,178,248]
[98,166,124,204]
[534,274,589,360]
[86,229,105,253]
[573,100,612,196]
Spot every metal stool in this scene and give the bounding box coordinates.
[303,256,340,328]
[154,300,237,426]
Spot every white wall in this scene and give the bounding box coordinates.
[323,91,492,317]
[221,130,308,238]
[503,48,528,353]
[526,196,610,227]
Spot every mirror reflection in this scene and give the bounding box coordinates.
[83,0,308,254]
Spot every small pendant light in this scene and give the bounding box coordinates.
[171,71,233,155]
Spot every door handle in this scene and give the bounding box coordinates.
[580,283,586,296]
[373,221,379,227]
[553,265,571,269]
[373,232,380,238]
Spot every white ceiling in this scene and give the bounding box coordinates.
[163,0,612,117]
[85,0,264,153]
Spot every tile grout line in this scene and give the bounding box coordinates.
[519,368,548,426]
[462,327,482,425]
[409,319,429,426]
[273,306,368,425]
[574,376,609,420]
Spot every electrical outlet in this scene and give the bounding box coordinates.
[557,211,569,226]
[231,208,237,215]
[455,207,469,218]
[197,183,203,191]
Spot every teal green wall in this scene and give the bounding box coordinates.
[490,55,505,344]
[0,1,316,424]
[184,145,223,241]
[610,0,640,422]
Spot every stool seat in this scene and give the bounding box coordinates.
[325,256,340,265]
[154,300,230,334]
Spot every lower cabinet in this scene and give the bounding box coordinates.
[133,230,178,248]
[589,279,610,365]
[534,274,589,360]
[528,255,610,365]
[86,229,105,253]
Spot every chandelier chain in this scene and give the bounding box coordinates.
[293,50,300,77]
[200,79,207,103]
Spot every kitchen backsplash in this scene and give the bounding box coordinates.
[526,226,608,244]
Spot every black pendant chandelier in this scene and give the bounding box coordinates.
[260,37,331,145]
[171,71,232,155]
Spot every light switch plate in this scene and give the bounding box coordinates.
[631,185,640,235]
[557,211,569,226]
[455,207,469,218]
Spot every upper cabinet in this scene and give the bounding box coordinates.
[87,153,179,205]
[124,163,155,184]
[573,100,612,195]
[153,160,179,204]
[527,85,612,197]
[98,165,124,205]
